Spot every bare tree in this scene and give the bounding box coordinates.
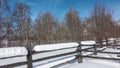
[34,13,43,44]
[65,6,83,42]
[0,0,12,47]
[34,12,58,44]
[13,2,31,46]
[90,5,115,41]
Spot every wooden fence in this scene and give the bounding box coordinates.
[0,40,120,68]
[77,40,120,63]
[0,43,79,68]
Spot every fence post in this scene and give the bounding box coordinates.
[27,44,33,68]
[106,37,108,47]
[93,44,97,55]
[100,40,103,48]
[77,42,82,63]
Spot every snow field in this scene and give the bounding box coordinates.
[60,59,120,68]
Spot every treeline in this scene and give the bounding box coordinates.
[0,0,120,47]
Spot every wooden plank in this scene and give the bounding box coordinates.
[81,47,94,51]
[0,61,27,68]
[81,44,120,46]
[0,55,26,59]
[117,48,120,50]
[27,45,33,68]
[76,43,82,63]
[82,55,120,60]
[32,51,76,63]
[33,43,79,52]
[32,47,76,54]
[80,45,94,46]
[93,44,97,55]
[85,50,120,54]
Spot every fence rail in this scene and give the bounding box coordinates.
[82,55,120,60]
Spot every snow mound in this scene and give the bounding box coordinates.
[0,47,28,58]
[33,42,79,52]
[81,41,96,45]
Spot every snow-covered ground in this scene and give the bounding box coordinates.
[60,59,120,68]
[57,47,120,68]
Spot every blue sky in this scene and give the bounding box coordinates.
[13,0,120,21]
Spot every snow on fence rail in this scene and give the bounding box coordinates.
[0,47,28,59]
[81,41,96,45]
[33,42,79,52]
[33,41,96,52]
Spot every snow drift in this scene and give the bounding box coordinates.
[0,47,28,58]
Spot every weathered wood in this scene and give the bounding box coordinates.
[79,44,120,47]
[81,47,94,51]
[85,50,120,54]
[32,47,76,54]
[27,45,33,68]
[76,43,82,63]
[0,61,27,68]
[106,37,108,47]
[96,44,120,47]
[0,55,26,59]
[32,51,76,63]
[117,47,120,50]
[117,55,120,57]
[82,55,120,60]
[93,44,97,55]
